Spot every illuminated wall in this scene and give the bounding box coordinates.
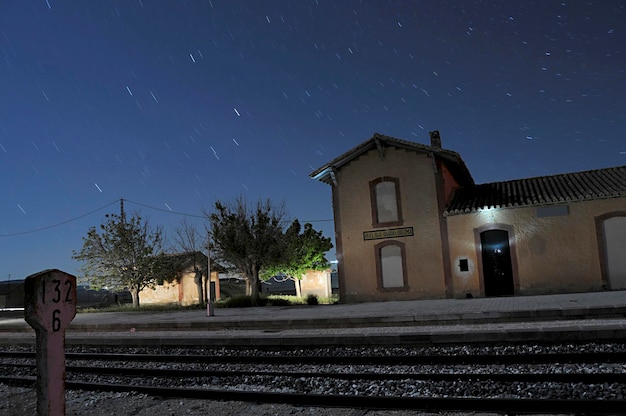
[445,197,626,297]
[333,146,446,302]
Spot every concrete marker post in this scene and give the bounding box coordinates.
[24,269,77,416]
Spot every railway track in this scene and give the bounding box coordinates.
[2,344,626,414]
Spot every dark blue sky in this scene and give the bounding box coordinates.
[1,1,624,281]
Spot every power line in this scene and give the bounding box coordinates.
[0,198,333,237]
[123,199,334,224]
[0,200,120,237]
[124,199,205,219]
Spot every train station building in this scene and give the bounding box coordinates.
[310,132,626,303]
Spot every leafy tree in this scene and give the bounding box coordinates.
[207,197,288,305]
[263,219,333,297]
[72,212,168,308]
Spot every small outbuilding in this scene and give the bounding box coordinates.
[141,252,220,306]
[311,132,626,302]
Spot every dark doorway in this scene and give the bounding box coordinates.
[480,229,514,297]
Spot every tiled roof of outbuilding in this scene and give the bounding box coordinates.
[310,132,475,187]
[444,165,626,216]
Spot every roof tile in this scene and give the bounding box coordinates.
[310,132,475,187]
[445,165,626,216]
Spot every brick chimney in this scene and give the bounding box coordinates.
[429,130,441,148]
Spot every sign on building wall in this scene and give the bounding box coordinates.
[363,227,414,241]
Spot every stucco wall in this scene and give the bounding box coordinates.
[335,147,446,302]
[140,271,207,306]
[300,269,332,298]
[180,271,203,305]
[440,161,461,204]
[446,197,626,297]
[141,279,181,305]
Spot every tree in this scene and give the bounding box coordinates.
[171,218,208,305]
[207,197,288,305]
[263,219,333,297]
[72,212,168,308]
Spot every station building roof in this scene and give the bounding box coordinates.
[310,132,474,188]
[444,165,626,216]
[310,133,626,217]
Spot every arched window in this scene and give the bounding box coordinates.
[370,177,403,227]
[375,241,407,290]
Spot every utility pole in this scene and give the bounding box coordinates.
[120,198,125,223]
[206,231,214,317]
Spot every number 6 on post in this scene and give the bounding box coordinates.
[24,269,77,416]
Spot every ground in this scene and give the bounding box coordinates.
[1,384,502,416]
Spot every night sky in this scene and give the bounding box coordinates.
[1,1,624,282]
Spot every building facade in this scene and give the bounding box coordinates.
[311,132,626,303]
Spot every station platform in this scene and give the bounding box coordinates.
[1,290,626,346]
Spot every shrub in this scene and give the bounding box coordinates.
[220,296,273,308]
[219,279,246,299]
[223,295,254,308]
[306,294,319,305]
[266,297,292,306]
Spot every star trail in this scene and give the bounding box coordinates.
[1,0,624,280]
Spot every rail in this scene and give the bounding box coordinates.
[2,345,625,414]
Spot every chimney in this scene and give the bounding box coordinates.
[429,130,441,148]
